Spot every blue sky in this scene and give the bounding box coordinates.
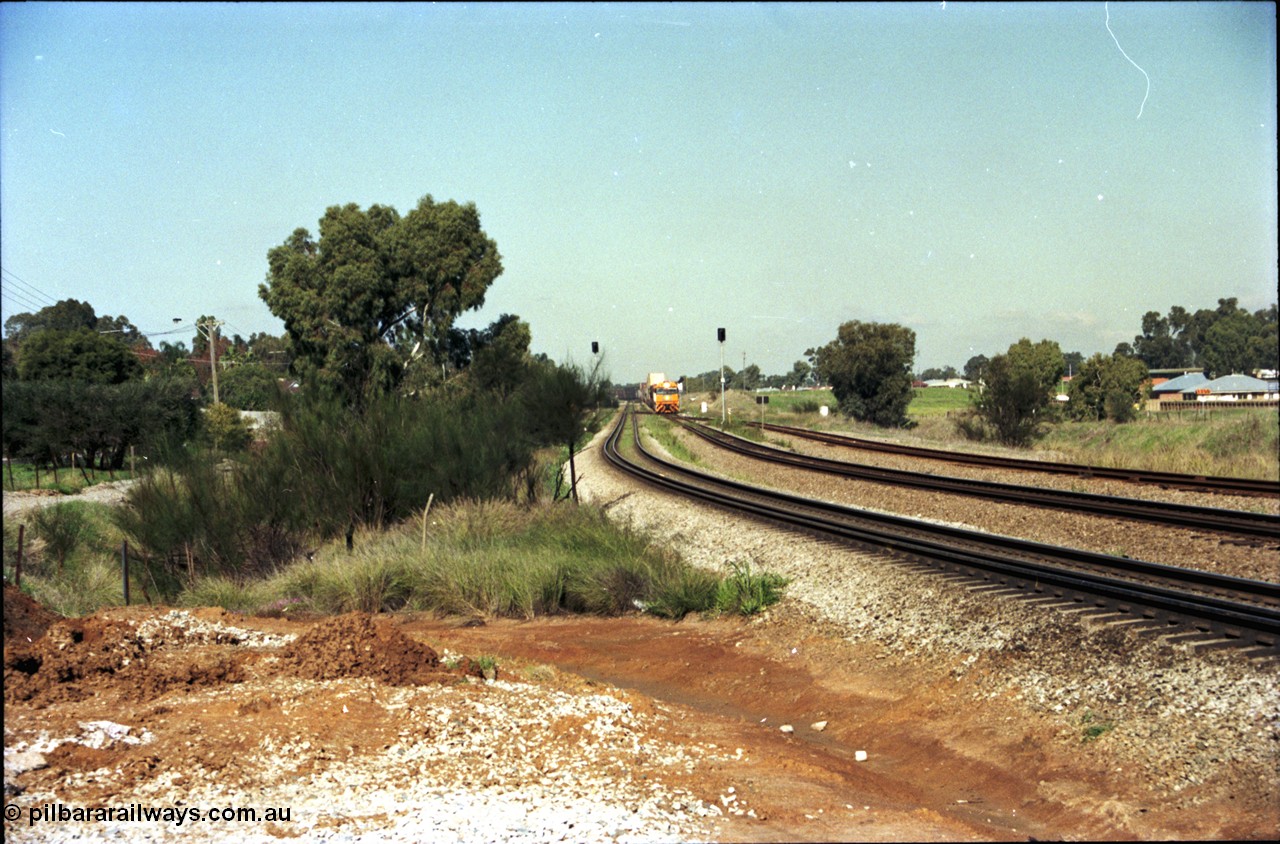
[2,2,1275,381]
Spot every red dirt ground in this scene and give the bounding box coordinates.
[4,586,1275,841]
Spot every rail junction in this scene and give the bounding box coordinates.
[604,406,1280,657]
[746,420,1280,498]
[678,418,1280,542]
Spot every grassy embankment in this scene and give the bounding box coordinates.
[8,392,1273,618]
[4,494,786,622]
[684,387,1278,480]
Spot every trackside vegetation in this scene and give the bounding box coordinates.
[179,500,785,620]
[7,496,787,622]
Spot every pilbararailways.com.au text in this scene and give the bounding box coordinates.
[6,802,293,828]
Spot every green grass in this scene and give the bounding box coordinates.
[641,415,702,463]
[684,387,974,427]
[740,388,1276,481]
[1036,410,1279,479]
[765,389,836,414]
[5,500,171,617]
[3,460,138,493]
[907,387,977,417]
[170,499,788,622]
[22,557,126,619]
[1079,710,1116,743]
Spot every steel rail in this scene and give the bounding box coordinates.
[606,407,1280,651]
[674,418,1280,541]
[745,420,1280,498]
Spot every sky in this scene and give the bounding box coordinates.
[2,2,1276,382]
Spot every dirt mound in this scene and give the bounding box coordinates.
[3,583,61,644]
[5,616,151,706]
[279,612,446,685]
[3,614,254,707]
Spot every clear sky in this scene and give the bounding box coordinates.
[2,2,1276,382]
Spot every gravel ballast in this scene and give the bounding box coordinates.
[575,415,1280,810]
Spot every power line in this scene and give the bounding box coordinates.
[0,266,58,306]
[1,283,47,312]
[1,286,45,313]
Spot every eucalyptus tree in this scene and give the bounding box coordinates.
[260,194,503,405]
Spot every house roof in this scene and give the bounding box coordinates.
[1152,371,1208,393]
[1188,374,1274,394]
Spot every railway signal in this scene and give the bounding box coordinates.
[717,327,726,425]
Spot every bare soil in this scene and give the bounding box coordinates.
[4,586,1275,841]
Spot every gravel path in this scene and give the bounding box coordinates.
[574,414,1280,809]
[3,481,136,521]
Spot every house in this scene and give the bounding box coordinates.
[1150,371,1209,403]
[1147,367,1203,390]
[922,378,972,389]
[1181,374,1279,403]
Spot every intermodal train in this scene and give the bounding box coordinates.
[645,372,681,414]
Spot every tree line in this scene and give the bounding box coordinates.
[4,193,619,582]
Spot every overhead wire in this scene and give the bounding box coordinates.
[1,286,45,313]
[1,266,58,306]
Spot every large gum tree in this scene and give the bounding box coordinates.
[259,194,503,404]
[814,320,917,427]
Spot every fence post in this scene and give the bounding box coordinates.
[121,540,130,606]
[14,524,24,588]
[420,493,435,553]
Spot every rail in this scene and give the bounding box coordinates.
[744,420,1280,498]
[674,418,1280,541]
[605,406,1280,654]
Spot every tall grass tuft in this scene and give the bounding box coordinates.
[175,499,789,622]
[646,567,722,619]
[24,558,122,618]
[178,576,275,614]
[714,560,789,616]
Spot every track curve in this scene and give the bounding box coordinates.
[674,417,1280,542]
[746,420,1280,498]
[605,406,1280,655]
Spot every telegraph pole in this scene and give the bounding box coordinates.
[196,319,224,404]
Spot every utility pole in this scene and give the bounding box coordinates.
[196,319,224,404]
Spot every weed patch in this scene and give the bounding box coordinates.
[1079,710,1116,743]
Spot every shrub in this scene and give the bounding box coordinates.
[29,503,90,570]
[646,567,721,619]
[951,409,990,442]
[201,403,254,452]
[178,576,274,614]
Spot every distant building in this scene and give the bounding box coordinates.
[1181,374,1278,403]
[1147,367,1203,390]
[1150,371,1209,403]
[922,378,972,389]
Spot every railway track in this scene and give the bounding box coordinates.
[606,406,1280,655]
[673,417,1280,542]
[746,420,1280,499]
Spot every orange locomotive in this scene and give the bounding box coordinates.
[645,372,681,414]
